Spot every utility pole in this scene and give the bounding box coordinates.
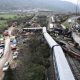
[76,0,79,15]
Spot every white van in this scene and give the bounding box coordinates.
[13,51,18,59]
[3,62,9,71]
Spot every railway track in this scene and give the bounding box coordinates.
[66,54,80,80]
[67,41,80,54]
[64,38,80,60]
[64,42,80,80]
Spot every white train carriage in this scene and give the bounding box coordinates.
[43,27,75,80]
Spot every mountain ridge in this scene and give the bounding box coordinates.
[0,0,78,12]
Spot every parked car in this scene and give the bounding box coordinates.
[3,30,9,36]
[13,51,18,59]
[0,42,5,47]
[3,62,9,71]
[11,43,16,50]
[10,42,16,48]
[10,36,16,41]
[0,37,4,41]
[11,39,17,46]
[10,36,17,47]
[0,47,4,58]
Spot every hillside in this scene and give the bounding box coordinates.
[0,0,78,12]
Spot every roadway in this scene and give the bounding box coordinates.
[0,26,16,80]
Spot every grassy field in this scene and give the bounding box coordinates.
[0,13,35,33]
[0,13,18,33]
[0,14,17,19]
[0,13,17,36]
[0,20,6,25]
[0,20,8,31]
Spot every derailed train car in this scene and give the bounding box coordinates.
[42,27,75,80]
[23,27,42,33]
[72,32,80,47]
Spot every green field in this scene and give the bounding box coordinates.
[0,13,27,19]
[0,14,17,19]
[0,20,7,29]
[0,13,18,33]
[0,13,23,30]
[0,13,34,33]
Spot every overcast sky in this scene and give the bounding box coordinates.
[61,0,80,4]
